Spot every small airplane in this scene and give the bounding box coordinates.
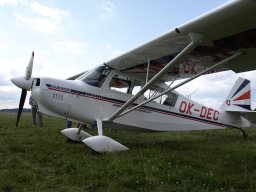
[11,0,256,152]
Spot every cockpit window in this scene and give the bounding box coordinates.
[110,77,132,93]
[78,65,110,87]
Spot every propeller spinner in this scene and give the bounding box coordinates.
[10,52,34,127]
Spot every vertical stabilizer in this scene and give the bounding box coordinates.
[221,77,251,112]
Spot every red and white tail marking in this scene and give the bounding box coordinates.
[221,77,251,111]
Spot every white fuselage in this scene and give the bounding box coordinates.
[31,76,250,132]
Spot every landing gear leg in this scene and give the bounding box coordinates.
[82,119,128,152]
[76,123,84,139]
[96,119,103,136]
[240,128,248,139]
[61,124,91,142]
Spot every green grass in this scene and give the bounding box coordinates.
[0,112,256,192]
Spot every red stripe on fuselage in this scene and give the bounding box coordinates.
[47,87,229,128]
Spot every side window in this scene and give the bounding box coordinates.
[33,78,40,87]
[36,78,40,86]
[163,92,178,107]
[132,86,141,95]
[110,77,131,94]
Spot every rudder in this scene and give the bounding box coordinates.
[220,77,251,112]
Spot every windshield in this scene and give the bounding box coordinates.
[78,65,110,87]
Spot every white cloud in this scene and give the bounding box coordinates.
[104,1,115,12]
[105,44,112,50]
[113,49,122,55]
[105,44,123,55]
[0,86,31,109]
[0,0,17,6]
[0,51,77,109]
[0,56,31,109]
[31,1,69,21]
[13,13,58,33]
[50,41,87,54]
[174,70,256,109]
[175,71,238,109]
[99,13,107,20]
[99,0,116,20]
[13,1,69,34]
[0,42,8,49]
[0,78,10,86]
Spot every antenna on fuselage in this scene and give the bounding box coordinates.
[187,87,200,99]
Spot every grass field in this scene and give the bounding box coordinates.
[0,112,256,192]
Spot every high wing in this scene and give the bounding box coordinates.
[105,0,256,82]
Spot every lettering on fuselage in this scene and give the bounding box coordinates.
[179,101,219,121]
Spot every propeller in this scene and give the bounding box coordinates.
[11,51,34,127]
[16,89,27,127]
[25,51,34,80]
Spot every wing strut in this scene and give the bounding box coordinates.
[145,59,150,84]
[108,33,204,121]
[117,52,243,119]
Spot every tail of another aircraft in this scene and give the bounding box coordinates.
[221,77,251,112]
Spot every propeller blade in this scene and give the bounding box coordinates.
[25,51,34,80]
[16,89,27,127]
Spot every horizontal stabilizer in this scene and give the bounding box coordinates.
[241,111,256,123]
[83,136,129,153]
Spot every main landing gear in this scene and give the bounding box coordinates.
[61,119,128,153]
[239,128,248,139]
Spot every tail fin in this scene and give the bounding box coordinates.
[221,77,251,112]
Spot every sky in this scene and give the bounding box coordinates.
[0,0,256,110]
